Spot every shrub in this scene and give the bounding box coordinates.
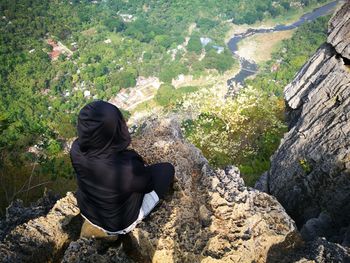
[182,86,286,185]
[155,84,198,108]
[187,35,202,54]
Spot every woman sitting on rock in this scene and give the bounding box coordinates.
[70,100,175,238]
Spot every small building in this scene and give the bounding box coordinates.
[119,13,136,22]
[50,50,61,60]
[176,74,185,82]
[212,45,224,54]
[200,37,212,47]
[84,90,91,97]
[271,63,280,72]
[47,38,73,61]
[71,42,78,50]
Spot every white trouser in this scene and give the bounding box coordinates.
[81,190,159,235]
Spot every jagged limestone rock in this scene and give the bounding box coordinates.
[257,1,350,245]
[267,237,350,263]
[128,118,298,262]
[266,43,350,227]
[328,1,350,60]
[61,238,134,263]
[0,190,59,241]
[0,192,81,263]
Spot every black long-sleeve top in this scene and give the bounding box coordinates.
[71,143,152,232]
[69,100,152,232]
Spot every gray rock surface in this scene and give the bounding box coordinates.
[61,238,134,263]
[300,212,335,242]
[267,237,350,263]
[64,117,348,262]
[328,1,350,60]
[0,192,81,263]
[0,190,58,241]
[257,1,350,245]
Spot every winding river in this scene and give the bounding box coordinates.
[226,0,340,90]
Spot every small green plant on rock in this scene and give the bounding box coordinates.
[299,158,313,174]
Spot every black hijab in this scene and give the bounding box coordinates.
[70,100,152,232]
[77,100,131,154]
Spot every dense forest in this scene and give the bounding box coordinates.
[0,0,333,212]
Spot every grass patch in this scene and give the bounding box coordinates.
[131,99,159,113]
[237,29,295,64]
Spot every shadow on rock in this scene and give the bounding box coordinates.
[267,234,350,262]
[0,190,59,241]
[0,192,80,262]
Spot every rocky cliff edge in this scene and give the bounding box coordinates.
[256,1,350,247]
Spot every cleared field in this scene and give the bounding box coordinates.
[237,30,295,63]
[173,66,240,89]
